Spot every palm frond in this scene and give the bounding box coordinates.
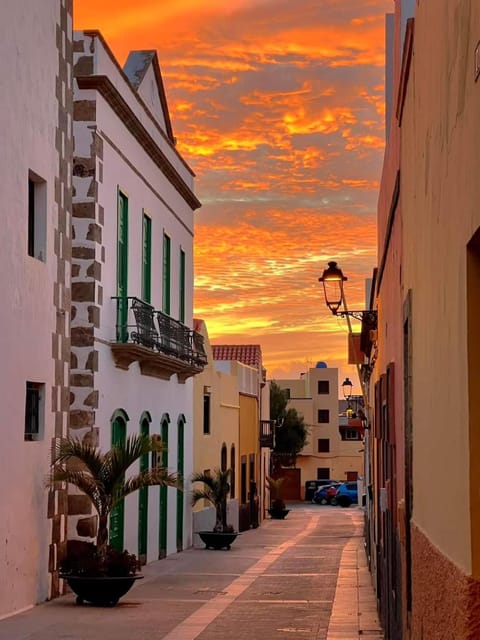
[50,466,104,513]
[53,437,104,479]
[101,433,162,493]
[191,468,231,507]
[116,468,180,507]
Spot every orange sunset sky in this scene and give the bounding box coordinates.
[75,0,392,388]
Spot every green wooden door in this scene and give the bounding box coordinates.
[176,421,184,551]
[159,420,168,558]
[117,191,129,342]
[110,417,126,551]
[138,419,149,561]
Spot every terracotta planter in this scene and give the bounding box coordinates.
[60,574,143,606]
[197,531,239,550]
[268,508,290,519]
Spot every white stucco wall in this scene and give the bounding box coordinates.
[72,32,198,562]
[0,0,66,618]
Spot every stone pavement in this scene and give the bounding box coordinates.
[0,504,383,640]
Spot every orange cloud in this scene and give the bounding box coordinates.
[75,0,389,379]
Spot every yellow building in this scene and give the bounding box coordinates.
[192,321,240,541]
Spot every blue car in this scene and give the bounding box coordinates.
[335,482,358,507]
[312,483,340,505]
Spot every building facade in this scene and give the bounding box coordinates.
[192,320,240,540]
[70,31,204,563]
[212,345,266,529]
[0,0,73,618]
[274,364,364,499]
[371,1,480,638]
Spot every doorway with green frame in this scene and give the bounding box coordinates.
[159,415,169,559]
[110,409,128,551]
[138,412,151,563]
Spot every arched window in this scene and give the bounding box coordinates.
[221,442,227,472]
[138,411,151,562]
[110,409,129,551]
[159,414,170,559]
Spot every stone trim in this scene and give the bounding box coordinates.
[69,36,104,543]
[49,0,73,600]
[76,75,201,211]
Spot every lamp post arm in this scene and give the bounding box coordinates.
[341,290,370,421]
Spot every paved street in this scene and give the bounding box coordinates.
[0,504,382,640]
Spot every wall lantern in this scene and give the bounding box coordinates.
[342,377,353,401]
[318,260,377,328]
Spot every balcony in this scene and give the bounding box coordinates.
[110,297,207,382]
[260,420,275,449]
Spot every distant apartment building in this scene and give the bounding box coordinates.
[70,31,204,562]
[274,363,364,498]
[0,0,73,618]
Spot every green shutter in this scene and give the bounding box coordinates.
[142,213,152,304]
[116,191,129,342]
[179,249,185,323]
[162,233,171,315]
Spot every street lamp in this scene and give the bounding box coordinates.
[318,261,377,328]
[341,377,353,401]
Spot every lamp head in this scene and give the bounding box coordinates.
[319,261,347,314]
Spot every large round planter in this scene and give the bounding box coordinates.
[198,531,239,550]
[60,574,143,606]
[268,508,290,520]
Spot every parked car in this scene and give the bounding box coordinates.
[335,482,358,507]
[312,483,340,505]
[304,479,340,501]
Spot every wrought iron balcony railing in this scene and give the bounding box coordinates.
[110,296,207,381]
[260,419,275,449]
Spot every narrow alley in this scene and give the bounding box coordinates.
[0,505,382,640]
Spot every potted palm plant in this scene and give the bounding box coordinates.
[191,468,238,550]
[266,475,290,519]
[50,433,179,606]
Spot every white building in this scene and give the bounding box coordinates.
[70,31,204,563]
[0,0,73,618]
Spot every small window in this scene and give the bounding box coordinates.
[318,409,330,423]
[317,467,330,480]
[318,380,329,394]
[28,172,47,261]
[203,392,211,435]
[342,428,362,441]
[317,438,330,453]
[25,381,44,441]
[284,388,291,399]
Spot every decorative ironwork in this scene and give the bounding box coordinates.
[111,297,207,374]
[336,309,377,328]
[260,420,275,449]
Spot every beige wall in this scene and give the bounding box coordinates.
[401,0,480,573]
[275,366,364,492]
